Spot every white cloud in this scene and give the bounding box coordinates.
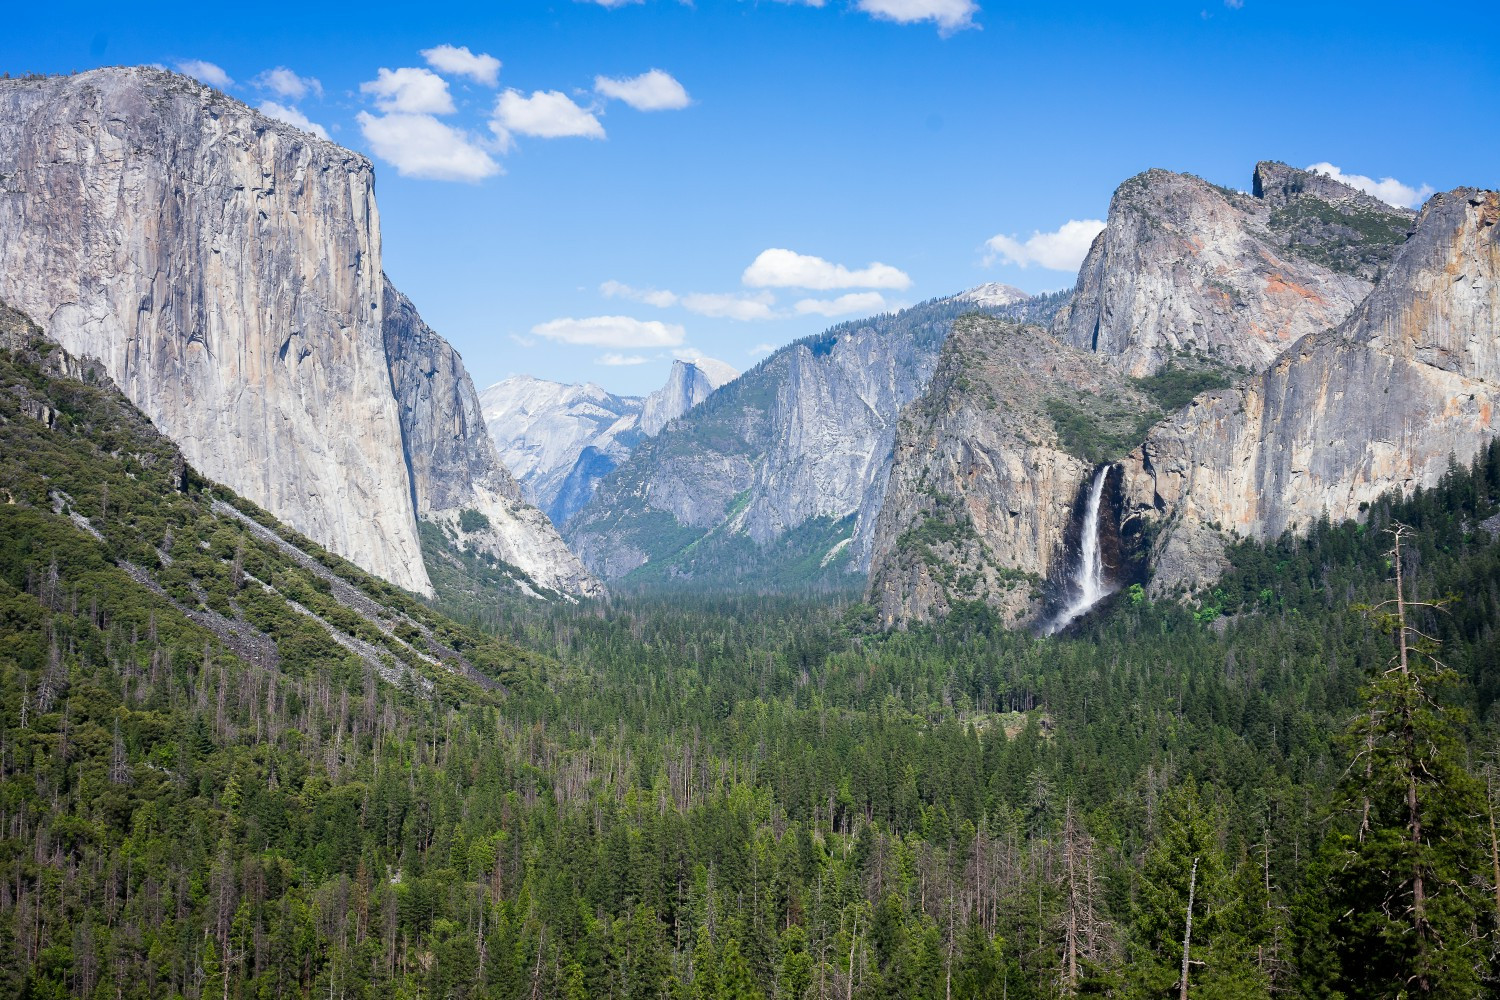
[749,343,778,357]
[356,112,500,182]
[856,0,978,33]
[176,60,232,88]
[794,292,889,317]
[602,281,779,320]
[603,281,780,320]
[1305,162,1433,210]
[532,315,685,348]
[492,90,606,144]
[594,69,691,111]
[361,67,455,115]
[742,248,911,291]
[984,219,1105,272]
[680,292,778,321]
[598,352,649,365]
[601,280,680,308]
[422,44,502,87]
[254,67,322,101]
[259,102,329,140]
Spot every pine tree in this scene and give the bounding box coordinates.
[1131,779,1230,998]
[1325,525,1494,997]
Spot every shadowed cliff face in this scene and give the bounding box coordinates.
[1053,162,1413,378]
[1125,189,1500,593]
[381,279,603,598]
[0,68,433,595]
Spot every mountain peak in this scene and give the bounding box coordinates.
[951,282,1031,308]
[678,355,739,389]
[1252,160,1413,214]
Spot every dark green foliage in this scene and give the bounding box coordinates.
[1315,532,1494,997]
[1046,359,1235,465]
[1044,395,1160,465]
[6,318,1500,996]
[1268,196,1412,278]
[458,507,492,533]
[1131,362,1233,413]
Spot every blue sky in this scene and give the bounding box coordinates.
[7,1,1498,394]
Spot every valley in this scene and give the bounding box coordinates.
[1,58,1498,1000]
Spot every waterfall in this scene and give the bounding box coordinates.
[1045,464,1115,635]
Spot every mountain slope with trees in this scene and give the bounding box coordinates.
[6,288,1500,996]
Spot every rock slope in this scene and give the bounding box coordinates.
[480,376,644,520]
[1053,162,1412,377]
[382,280,602,597]
[865,315,1152,626]
[1124,188,1500,592]
[640,357,740,436]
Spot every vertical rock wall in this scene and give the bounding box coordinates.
[0,68,433,594]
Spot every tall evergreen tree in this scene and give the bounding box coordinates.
[1324,526,1494,997]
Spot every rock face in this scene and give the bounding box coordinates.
[381,279,602,598]
[564,295,1013,587]
[480,356,737,525]
[0,68,600,600]
[1124,188,1500,592]
[639,358,739,436]
[865,315,1151,626]
[480,376,643,522]
[0,67,432,594]
[1052,162,1412,377]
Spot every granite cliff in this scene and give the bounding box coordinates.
[1053,162,1412,377]
[0,67,595,599]
[1124,188,1500,592]
[865,164,1479,629]
[563,294,1046,588]
[865,315,1154,626]
[382,280,602,597]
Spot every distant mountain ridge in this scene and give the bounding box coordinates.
[563,289,1068,589]
[480,356,738,526]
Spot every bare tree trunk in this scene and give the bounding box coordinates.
[1488,769,1500,927]
[1179,857,1198,1000]
[1392,528,1430,993]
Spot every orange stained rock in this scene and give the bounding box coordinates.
[1263,273,1326,306]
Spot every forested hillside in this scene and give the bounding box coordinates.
[5,310,1500,996]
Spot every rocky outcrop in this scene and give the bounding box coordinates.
[640,358,739,436]
[480,357,737,525]
[382,279,602,598]
[564,295,1011,586]
[0,67,433,595]
[1053,162,1412,377]
[866,315,1152,626]
[1124,189,1500,592]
